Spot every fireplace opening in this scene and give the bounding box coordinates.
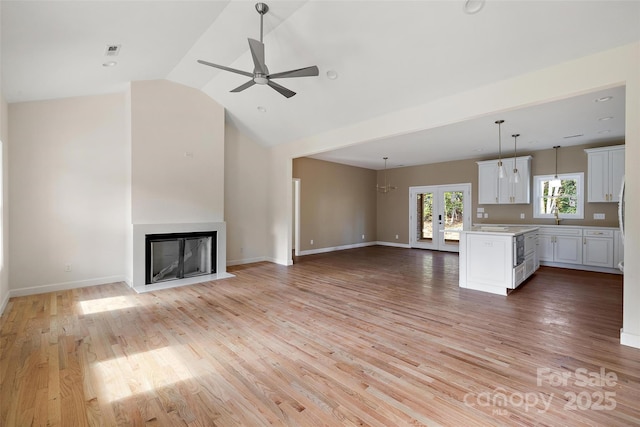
[145,231,217,285]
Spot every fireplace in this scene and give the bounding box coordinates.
[131,222,232,293]
[146,231,216,285]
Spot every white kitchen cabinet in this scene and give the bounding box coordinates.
[583,229,614,268]
[585,145,625,203]
[524,230,538,277]
[477,156,531,204]
[537,227,583,265]
[459,226,539,295]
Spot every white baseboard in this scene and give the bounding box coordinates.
[0,292,9,317]
[539,261,623,275]
[376,241,411,249]
[620,328,640,349]
[9,275,127,298]
[298,241,377,256]
[227,256,268,266]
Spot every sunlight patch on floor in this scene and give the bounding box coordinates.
[78,295,139,315]
[92,346,196,402]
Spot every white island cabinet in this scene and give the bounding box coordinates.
[459,226,539,296]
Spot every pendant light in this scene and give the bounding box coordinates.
[376,157,397,194]
[495,119,506,179]
[511,134,520,184]
[550,145,562,187]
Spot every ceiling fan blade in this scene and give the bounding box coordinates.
[267,80,296,98]
[197,60,253,78]
[268,66,319,79]
[230,80,256,93]
[248,38,268,75]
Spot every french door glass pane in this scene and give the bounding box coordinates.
[417,193,433,241]
[443,191,464,242]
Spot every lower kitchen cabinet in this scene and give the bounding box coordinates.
[459,226,539,295]
[538,228,582,265]
[537,226,620,272]
[583,229,614,268]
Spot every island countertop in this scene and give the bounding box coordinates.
[462,225,540,236]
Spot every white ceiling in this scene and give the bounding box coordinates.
[2,1,639,169]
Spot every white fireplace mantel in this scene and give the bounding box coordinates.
[131,222,233,293]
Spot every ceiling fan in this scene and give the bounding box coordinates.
[197,2,319,98]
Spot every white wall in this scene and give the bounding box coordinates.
[130,80,225,224]
[268,42,640,348]
[0,1,9,314]
[8,94,129,294]
[224,120,268,265]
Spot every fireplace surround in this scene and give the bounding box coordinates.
[131,222,232,292]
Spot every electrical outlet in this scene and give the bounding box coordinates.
[477,207,485,213]
[362,234,365,240]
[520,213,525,219]
[484,213,489,218]
[477,213,483,218]
[594,213,605,220]
[64,264,72,272]
[395,234,399,239]
[310,239,314,245]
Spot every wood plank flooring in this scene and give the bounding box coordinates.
[1,246,638,426]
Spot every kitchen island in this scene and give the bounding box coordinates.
[459,226,539,296]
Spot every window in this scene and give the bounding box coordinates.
[533,173,584,219]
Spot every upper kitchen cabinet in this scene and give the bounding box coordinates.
[477,156,532,204]
[585,145,625,203]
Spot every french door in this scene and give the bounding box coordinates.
[409,184,471,252]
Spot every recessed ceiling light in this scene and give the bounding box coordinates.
[473,148,484,152]
[257,106,267,113]
[595,96,613,103]
[102,61,117,67]
[463,0,485,14]
[598,129,612,134]
[598,116,613,121]
[326,70,338,80]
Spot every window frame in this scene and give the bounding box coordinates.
[533,172,584,220]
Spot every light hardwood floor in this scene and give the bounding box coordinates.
[1,246,639,426]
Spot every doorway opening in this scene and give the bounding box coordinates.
[409,183,471,252]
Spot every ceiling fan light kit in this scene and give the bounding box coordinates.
[197,2,319,98]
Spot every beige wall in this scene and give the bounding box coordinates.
[224,120,269,265]
[475,142,623,227]
[293,157,376,252]
[376,158,477,244]
[131,80,224,224]
[377,141,623,244]
[9,94,129,292]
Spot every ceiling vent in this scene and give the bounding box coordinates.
[104,45,121,57]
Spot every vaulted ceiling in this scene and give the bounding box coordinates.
[2,1,639,168]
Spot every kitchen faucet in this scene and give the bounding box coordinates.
[553,204,561,225]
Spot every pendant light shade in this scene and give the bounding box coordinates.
[495,119,506,179]
[376,157,397,194]
[511,134,521,184]
[550,145,562,187]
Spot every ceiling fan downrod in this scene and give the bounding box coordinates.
[255,3,269,43]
